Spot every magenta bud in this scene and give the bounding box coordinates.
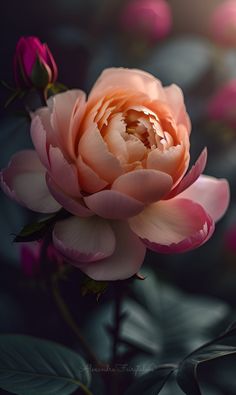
[14,36,58,90]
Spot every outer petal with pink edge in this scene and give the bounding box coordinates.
[128,198,215,253]
[178,175,230,222]
[166,148,207,199]
[78,221,146,281]
[53,216,116,263]
[1,150,61,213]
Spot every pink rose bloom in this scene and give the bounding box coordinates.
[207,80,236,128]
[210,0,236,47]
[20,241,63,277]
[1,68,230,281]
[119,0,172,42]
[14,36,58,89]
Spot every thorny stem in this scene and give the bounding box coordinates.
[51,275,101,368]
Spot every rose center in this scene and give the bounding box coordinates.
[124,108,174,152]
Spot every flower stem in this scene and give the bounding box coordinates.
[51,275,101,367]
[111,286,123,366]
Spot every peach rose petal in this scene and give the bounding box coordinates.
[112,169,172,204]
[166,148,207,199]
[46,175,93,217]
[78,221,146,281]
[48,146,81,197]
[1,150,61,213]
[147,144,184,178]
[77,155,108,194]
[128,198,215,253]
[178,175,230,222]
[33,106,58,147]
[51,90,86,158]
[89,68,166,103]
[164,84,191,134]
[79,123,123,183]
[31,115,50,169]
[53,216,116,263]
[103,113,128,165]
[84,190,145,219]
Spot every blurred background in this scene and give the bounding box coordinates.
[1,1,236,394]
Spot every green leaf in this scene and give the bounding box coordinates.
[125,365,175,395]
[0,335,92,395]
[13,216,55,242]
[121,270,229,363]
[176,322,236,395]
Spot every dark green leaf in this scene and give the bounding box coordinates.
[121,270,228,363]
[177,338,236,395]
[125,365,175,395]
[13,216,54,242]
[0,335,91,395]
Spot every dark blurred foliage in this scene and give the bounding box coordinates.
[1,1,236,394]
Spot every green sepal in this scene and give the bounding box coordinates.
[81,277,108,300]
[31,56,50,89]
[46,82,68,97]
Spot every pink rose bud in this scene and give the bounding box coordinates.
[20,241,63,277]
[119,0,172,42]
[207,80,236,128]
[14,36,58,90]
[210,0,236,47]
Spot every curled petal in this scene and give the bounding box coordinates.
[166,147,207,199]
[78,221,146,281]
[53,216,116,263]
[1,151,61,213]
[112,169,172,204]
[84,190,145,219]
[178,175,230,222]
[47,175,93,217]
[128,198,215,253]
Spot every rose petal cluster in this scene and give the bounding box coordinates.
[1,68,230,281]
[14,36,58,90]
